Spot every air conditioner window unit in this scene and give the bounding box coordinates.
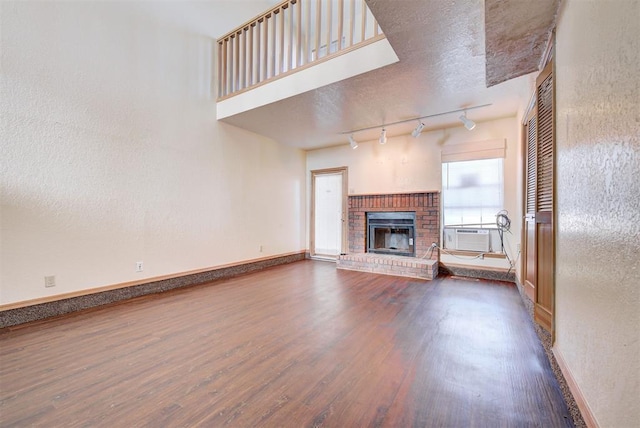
[448,228,490,252]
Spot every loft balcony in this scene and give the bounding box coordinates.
[216,0,398,119]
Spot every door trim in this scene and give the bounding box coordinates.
[310,167,348,259]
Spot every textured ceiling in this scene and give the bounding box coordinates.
[485,0,559,86]
[219,0,559,150]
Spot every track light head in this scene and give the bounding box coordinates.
[348,134,358,149]
[459,112,476,130]
[379,128,387,144]
[411,121,425,138]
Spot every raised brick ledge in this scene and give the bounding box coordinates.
[336,253,438,280]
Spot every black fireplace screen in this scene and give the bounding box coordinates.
[366,212,416,257]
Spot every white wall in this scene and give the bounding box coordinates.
[554,0,640,426]
[306,116,522,272]
[0,1,306,305]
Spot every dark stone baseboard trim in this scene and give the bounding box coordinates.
[438,262,516,283]
[0,252,306,329]
[514,278,586,428]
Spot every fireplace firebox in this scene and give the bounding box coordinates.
[366,212,416,257]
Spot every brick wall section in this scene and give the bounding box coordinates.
[348,192,440,260]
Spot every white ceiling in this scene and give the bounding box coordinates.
[218,0,559,150]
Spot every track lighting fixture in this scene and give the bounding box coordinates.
[459,112,476,130]
[379,128,387,144]
[411,121,425,138]
[340,104,489,143]
[348,134,358,149]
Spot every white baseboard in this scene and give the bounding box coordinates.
[553,347,600,428]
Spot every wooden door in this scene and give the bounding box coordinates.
[533,60,555,333]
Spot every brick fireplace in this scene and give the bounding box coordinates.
[348,192,439,259]
[337,191,440,280]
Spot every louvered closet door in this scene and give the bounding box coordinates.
[523,111,537,301]
[534,60,555,333]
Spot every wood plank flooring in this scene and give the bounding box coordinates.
[0,260,573,427]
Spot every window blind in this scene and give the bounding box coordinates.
[441,139,506,163]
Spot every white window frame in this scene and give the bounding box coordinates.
[441,157,504,228]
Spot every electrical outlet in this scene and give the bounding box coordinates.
[259,245,263,252]
[45,275,56,288]
[136,261,143,272]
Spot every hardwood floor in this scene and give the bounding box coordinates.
[0,260,573,427]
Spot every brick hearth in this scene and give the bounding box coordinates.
[337,253,438,280]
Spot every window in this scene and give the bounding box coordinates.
[442,158,503,227]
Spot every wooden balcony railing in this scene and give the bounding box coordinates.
[217,0,384,100]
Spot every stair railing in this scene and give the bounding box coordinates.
[217,0,383,100]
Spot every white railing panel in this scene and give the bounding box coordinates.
[217,0,384,100]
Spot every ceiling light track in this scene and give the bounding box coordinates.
[340,104,491,136]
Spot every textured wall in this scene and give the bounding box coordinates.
[554,0,640,426]
[0,1,306,305]
[306,117,522,272]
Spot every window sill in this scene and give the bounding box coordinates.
[442,249,507,259]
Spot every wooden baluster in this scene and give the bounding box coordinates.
[326,0,332,55]
[248,25,254,86]
[225,37,233,95]
[278,10,284,74]
[282,4,287,72]
[295,0,302,67]
[270,12,276,78]
[218,41,224,97]
[224,39,228,97]
[235,32,241,92]
[349,0,355,46]
[246,28,251,89]
[337,0,344,51]
[262,16,268,80]
[361,0,366,42]
[304,1,311,64]
[239,29,245,90]
[288,1,294,71]
[315,0,321,60]
[255,18,264,83]
[246,29,251,89]
[227,35,232,93]
[229,35,235,94]
[273,9,278,75]
[240,27,249,89]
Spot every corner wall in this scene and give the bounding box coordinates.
[306,117,523,275]
[0,2,306,306]
[553,0,640,426]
